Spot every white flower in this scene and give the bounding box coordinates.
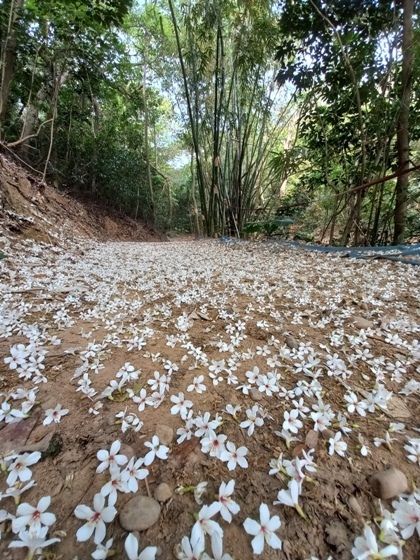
[224,404,241,419]
[283,409,303,434]
[100,468,128,506]
[219,441,248,470]
[96,440,128,474]
[4,344,28,370]
[310,412,331,432]
[187,375,206,393]
[374,431,396,448]
[274,428,300,448]
[143,436,169,466]
[74,493,117,544]
[175,535,204,559]
[12,495,56,536]
[328,432,348,457]
[389,423,405,434]
[7,452,41,486]
[194,481,208,505]
[269,453,286,476]
[404,438,420,465]
[131,388,148,412]
[200,430,227,458]
[43,403,69,425]
[170,392,193,418]
[202,532,234,560]
[217,480,240,522]
[256,373,278,396]
[292,397,310,418]
[0,480,36,505]
[122,457,149,492]
[351,525,399,559]
[92,538,114,559]
[344,392,367,416]
[0,402,25,424]
[194,412,220,438]
[125,532,157,560]
[245,366,259,384]
[115,408,143,433]
[191,503,223,552]
[240,405,264,436]
[116,362,139,383]
[177,414,194,444]
[392,497,420,539]
[8,526,60,556]
[243,503,282,555]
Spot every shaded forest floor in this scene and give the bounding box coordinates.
[0,154,420,560]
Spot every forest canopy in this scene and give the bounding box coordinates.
[0,0,419,244]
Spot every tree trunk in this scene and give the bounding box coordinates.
[191,148,200,235]
[142,62,155,226]
[91,98,100,193]
[0,0,25,135]
[393,0,413,244]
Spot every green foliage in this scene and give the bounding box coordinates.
[273,0,420,244]
[243,217,294,237]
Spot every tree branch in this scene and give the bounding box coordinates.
[6,118,54,147]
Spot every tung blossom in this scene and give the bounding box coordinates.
[392,497,420,539]
[351,525,399,560]
[191,503,223,552]
[243,503,282,555]
[219,441,248,470]
[240,405,264,436]
[12,495,56,536]
[125,532,157,560]
[8,526,60,557]
[7,452,41,486]
[143,436,169,466]
[217,480,240,523]
[74,493,117,544]
[43,403,69,425]
[96,440,128,474]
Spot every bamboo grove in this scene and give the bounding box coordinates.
[1,0,419,243]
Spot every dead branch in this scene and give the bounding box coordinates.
[6,118,54,148]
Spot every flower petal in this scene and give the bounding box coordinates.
[139,546,158,560]
[243,518,260,536]
[266,531,282,550]
[125,533,139,560]
[38,496,51,512]
[74,504,93,520]
[251,532,265,555]
[76,522,95,542]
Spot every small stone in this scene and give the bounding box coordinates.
[320,429,334,440]
[292,444,308,457]
[155,424,174,446]
[154,483,172,503]
[305,429,319,449]
[285,335,299,350]
[119,496,161,531]
[353,316,374,329]
[368,468,408,500]
[348,496,363,516]
[386,397,411,419]
[249,388,263,401]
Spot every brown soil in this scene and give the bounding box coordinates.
[0,156,419,560]
[0,151,164,245]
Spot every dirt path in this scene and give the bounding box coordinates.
[0,237,419,560]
